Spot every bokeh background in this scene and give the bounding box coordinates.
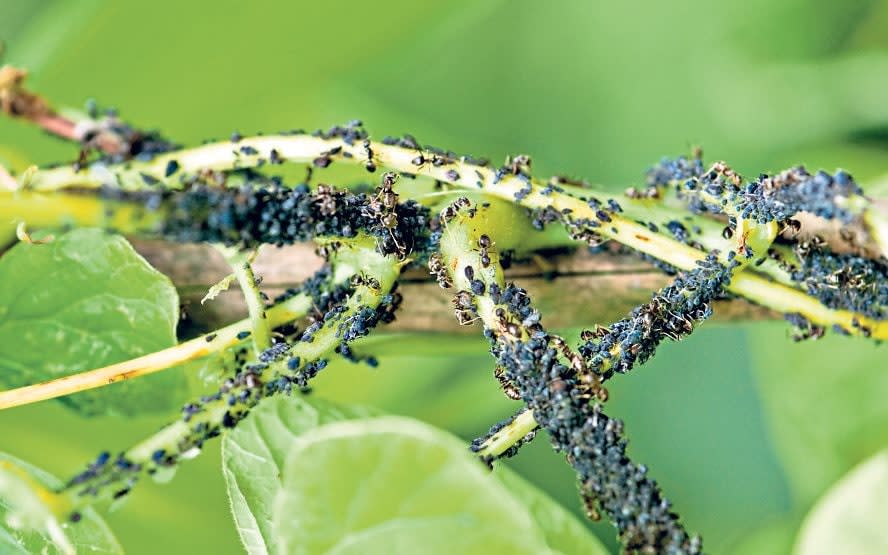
[1,1,887,553]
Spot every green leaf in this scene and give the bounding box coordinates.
[222,396,380,555]
[226,397,606,555]
[0,228,185,416]
[795,449,888,555]
[0,452,122,554]
[493,467,609,555]
[748,322,888,505]
[272,415,605,555]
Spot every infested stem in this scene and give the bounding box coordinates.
[439,200,700,550]
[60,237,401,512]
[0,236,376,411]
[2,65,176,159]
[2,75,884,336]
[12,130,885,338]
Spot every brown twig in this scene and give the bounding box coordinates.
[0,64,139,157]
[132,240,777,336]
[0,65,78,139]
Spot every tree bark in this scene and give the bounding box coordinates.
[131,240,777,337]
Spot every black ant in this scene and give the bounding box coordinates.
[362,139,376,172]
[363,172,403,253]
[440,196,471,224]
[428,253,452,288]
[779,218,801,238]
[452,290,478,325]
[315,183,337,216]
[494,366,521,400]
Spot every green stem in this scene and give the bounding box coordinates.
[214,245,271,354]
[0,292,313,410]
[475,409,539,459]
[0,190,163,234]
[437,202,545,455]
[60,236,400,512]
[7,134,887,337]
[9,134,795,270]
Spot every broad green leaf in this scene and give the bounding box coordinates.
[493,466,609,555]
[0,228,185,416]
[225,397,606,555]
[748,323,888,505]
[0,452,122,554]
[222,396,380,555]
[272,416,601,555]
[795,449,888,555]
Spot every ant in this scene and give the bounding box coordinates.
[779,218,801,238]
[493,366,521,400]
[315,183,337,216]
[452,290,478,325]
[363,172,404,254]
[362,139,376,172]
[428,253,452,288]
[440,196,472,225]
[504,154,532,176]
[411,150,427,169]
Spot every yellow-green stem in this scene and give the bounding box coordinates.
[214,245,271,354]
[475,409,539,459]
[0,292,312,410]
[11,135,888,338]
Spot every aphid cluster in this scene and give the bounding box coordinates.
[53,140,884,550]
[4,75,887,553]
[76,113,178,169]
[651,153,865,225]
[65,259,402,511]
[156,178,430,258]
[645,153,705,189]
[440,201,702,553]
[579,254,736,380]
[790,246,887,321]
[643,152,888,332]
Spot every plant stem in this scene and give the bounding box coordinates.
[215,245,271,354]
[0,292,312,411]
[61,237,400,511]
[17,132,885,337]
[438,200,700,550]
[475,409,539,459]
[0,190,164,234]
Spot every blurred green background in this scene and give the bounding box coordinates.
[1,1,887,553]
